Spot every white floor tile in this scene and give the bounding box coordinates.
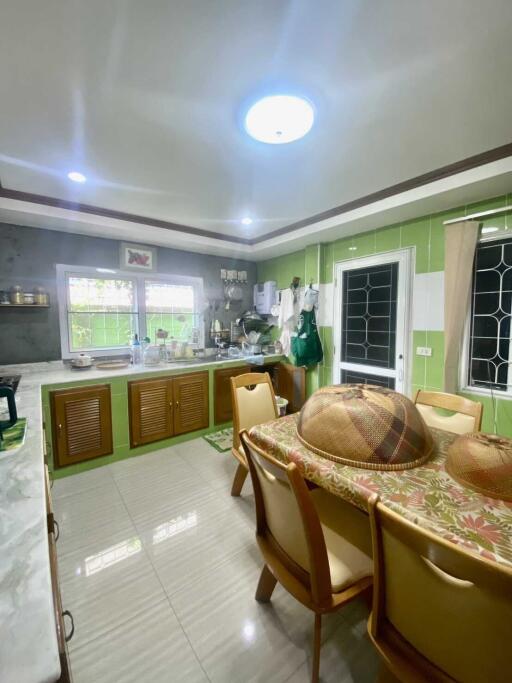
[285,615,379,683]
[142,500,256,596]
[69,600,208,683]
[170,546,314,683]
[51,465,114,499]
[53,482,134,555]
[55,439,379,683]
[109,445,192,481]
[59,533,166,647]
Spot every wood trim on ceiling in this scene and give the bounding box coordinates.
[258,142,512,242]
[0,186,252,245]
[1,142,511,246]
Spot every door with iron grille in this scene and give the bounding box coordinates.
[333,250,412,393]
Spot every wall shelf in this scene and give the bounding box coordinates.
[0,304,50,309]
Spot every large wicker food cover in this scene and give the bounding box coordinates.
[446,432,512,501]
[297,384,434,470]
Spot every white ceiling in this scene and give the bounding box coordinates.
[1,0,512,250]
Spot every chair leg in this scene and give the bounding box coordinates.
[255,565,277,603]
[312,613,322,683]
[230,463,248,496]
[362,584,373,611]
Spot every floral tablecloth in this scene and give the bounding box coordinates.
[249,414,512,567]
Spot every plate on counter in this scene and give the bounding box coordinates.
[95,360,130,370]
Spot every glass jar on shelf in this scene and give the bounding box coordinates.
[10,286,24,304]
[34,287,49,305]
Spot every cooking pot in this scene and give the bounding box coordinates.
[72,353,93,367]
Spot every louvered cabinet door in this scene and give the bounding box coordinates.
[51,385,113,468]
[128,377,173,447]
[173,371,209,435]
[275,362,306,413]
[214,365,249,424]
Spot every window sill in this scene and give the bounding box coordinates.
[460,385,512,402]
[63,348,132,360]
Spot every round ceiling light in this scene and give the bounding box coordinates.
[244,95,314,144]
[241,216,253,226]
[67,171,87,183]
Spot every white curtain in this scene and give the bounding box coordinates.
[444,220,480,393]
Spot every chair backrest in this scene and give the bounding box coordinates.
[231,372,278,449]
[368,495,512,683]
[414,389,482,434]
[240,430,332,605]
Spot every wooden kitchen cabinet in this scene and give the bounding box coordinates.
[45,467,73,682]
[214,365,250,424]
[129,371,209,447]
[173,372,209,435]
[128,376,174,447]
[50,385,113,468]
[273,362,306,413]
[244,361,306,414]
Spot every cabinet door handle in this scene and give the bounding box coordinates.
[175,401,179,409]
[57,423,62,436]
[62,610,75,642]
[53,519,60,542]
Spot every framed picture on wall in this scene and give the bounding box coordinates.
[120,242,157,271]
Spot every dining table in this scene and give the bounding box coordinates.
[249,413,512,568]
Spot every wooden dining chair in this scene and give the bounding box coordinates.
[413,389,483,434]
[240,429,373,683]
[367,494,512,683]
[230,372,279,496]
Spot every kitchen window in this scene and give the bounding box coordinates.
[466,236,512,395]
[145,281,198,343]
[57,265,203,358]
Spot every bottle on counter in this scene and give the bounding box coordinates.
[131,334,142,365]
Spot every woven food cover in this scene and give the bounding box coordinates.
[446,432,512,501]
[297,384,434,470]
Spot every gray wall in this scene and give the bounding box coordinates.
[0,223,257,365]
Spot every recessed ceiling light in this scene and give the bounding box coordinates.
[348,246,357,251]
[244,95,314,144]
[241,217,253,226]
[481,226,499,234]
[67,171,87,183]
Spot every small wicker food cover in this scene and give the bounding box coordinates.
[446,432,512,502]
[297,384,434,470]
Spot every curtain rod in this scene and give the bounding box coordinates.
[443,205,512,225]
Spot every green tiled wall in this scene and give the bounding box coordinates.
[257,193,512,434]
[257,249,306,289]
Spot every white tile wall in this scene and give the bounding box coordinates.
[412,271,444,331]
[317,283,334,327]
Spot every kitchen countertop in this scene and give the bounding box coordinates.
[0,354,283,683]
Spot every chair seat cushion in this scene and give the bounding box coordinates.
[311,489,373,592]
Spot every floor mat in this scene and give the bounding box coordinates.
[0,418,27,454]
[203,428,233,452]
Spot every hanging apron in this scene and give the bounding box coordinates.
[291,308,323,367]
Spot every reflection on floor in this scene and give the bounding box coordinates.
[53,438,380,682]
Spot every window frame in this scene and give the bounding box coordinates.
[461,228,512,400]
[56,264,204,359]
